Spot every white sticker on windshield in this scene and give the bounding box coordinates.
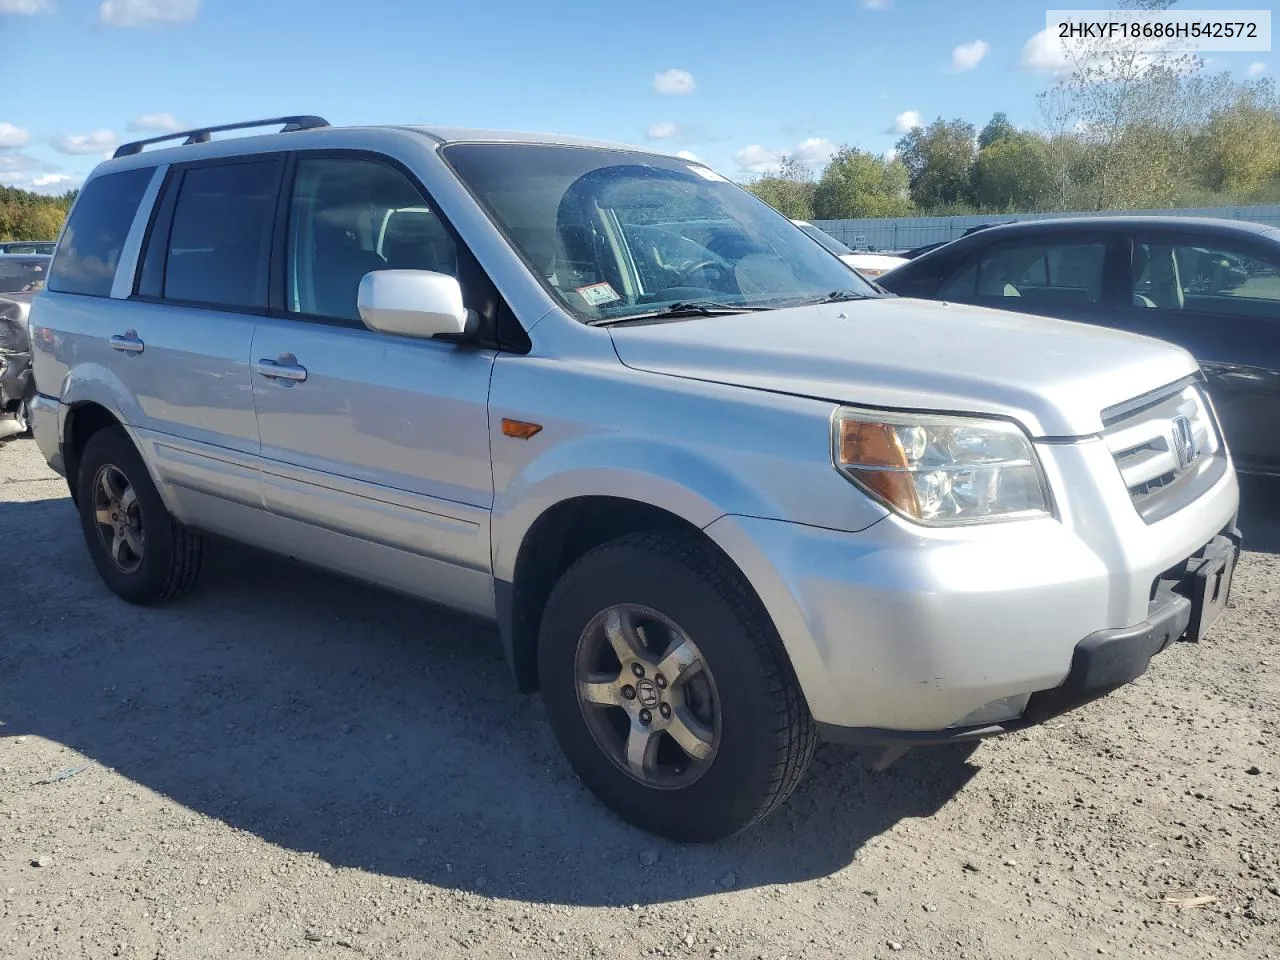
[688,164,729,183]
[576,281,622,306]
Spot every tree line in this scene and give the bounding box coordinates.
[0,186,77,242]
[748,52,1280,221]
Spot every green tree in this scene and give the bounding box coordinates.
[895,118,976,208]
[811,146,913,219]
[0,185,73,241]
[970,133,1054,210]
[745,155,816,219]
[1028,0,1245,209]
[1192,83,1280,193]
[978,112,1016,150]
[13,204,65,241]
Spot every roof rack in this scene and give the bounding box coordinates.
[113,115,331,159]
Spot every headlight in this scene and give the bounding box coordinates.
[832,407,1051,525]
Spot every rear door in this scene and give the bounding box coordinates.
[120,155,283,527]
[1119,230,1280,474]
[249,152,497,614]
[39,159,275,534]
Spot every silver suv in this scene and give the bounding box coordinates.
[28,116,1242,841]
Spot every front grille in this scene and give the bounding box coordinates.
[1101,378,1227,524]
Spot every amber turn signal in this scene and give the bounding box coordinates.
[501,418,543,439]
[837,419,921,516]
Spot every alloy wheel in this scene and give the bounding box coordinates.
[573,603,721,790]
[91,464,145,574]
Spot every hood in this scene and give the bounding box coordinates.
[608,297,1199,438]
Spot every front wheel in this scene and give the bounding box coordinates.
[537,532,816,842]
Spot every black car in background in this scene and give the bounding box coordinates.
[879,217,1280,477]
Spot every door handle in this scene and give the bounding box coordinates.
[255,356,308,382]
[109,332,145,354]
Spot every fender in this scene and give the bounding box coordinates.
[492,432,795,582]
[57,365,180,516]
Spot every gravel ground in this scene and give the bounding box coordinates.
[1,436,1277,960]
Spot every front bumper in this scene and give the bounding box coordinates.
[817,530,1241,748]
[702,451,1240,735]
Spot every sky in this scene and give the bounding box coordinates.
[0,0,1272,194]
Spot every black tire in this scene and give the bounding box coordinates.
[75,426,204,604]
[537,531,817,842]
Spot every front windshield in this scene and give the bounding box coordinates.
[795,222,854,257]
[443,143,878,322]
[0,258,49,293]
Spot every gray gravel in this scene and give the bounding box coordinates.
[1,437,1278,959]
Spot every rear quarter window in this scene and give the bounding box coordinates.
[46,167,154,297]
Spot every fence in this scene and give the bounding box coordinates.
[812,205,1280,253]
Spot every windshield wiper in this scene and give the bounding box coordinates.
[804,290,877,305]
[587,300,764,326]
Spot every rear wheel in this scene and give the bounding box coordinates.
[75,427,204,604]
[538,532,816,842]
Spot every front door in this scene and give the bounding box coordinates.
[249,153,497,614]
[1120,233,1280,475]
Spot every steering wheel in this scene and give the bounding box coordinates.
[673,259,728,286]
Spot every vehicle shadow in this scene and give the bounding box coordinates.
[0,492,979,908]
[1238,475,1280,554]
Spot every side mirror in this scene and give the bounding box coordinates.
[357,269,469,341]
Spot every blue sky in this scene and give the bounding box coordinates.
[0,0,1271,193]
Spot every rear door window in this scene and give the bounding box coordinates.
[46,167,154,297]
[1132,240,1280,320]
[160,159,282,310]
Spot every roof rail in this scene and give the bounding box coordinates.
[112,115,331,159]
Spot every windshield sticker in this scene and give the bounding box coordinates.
[688,165,729,183]
[576,281,622,306]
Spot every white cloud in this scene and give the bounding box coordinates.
[0,0,54,13]
[734,144,783,175]
[52,130,119,155]
[127,112,182,133]
[792,137,837,168]
[1019,25,1193,78]
[1020,28,1070,75]
[1248,62,1268,77]
[2,171,82,194]
[0,153,74,194]
[652,68,696,96]
[32,173,74,187]
[952,39,989,71]
[888,110,922,135]
[0,122,30,149]
[675,149,701,162]
[0,152,41,173]
[860,0,891,8]
[100,0,198,27]
[646,121,680,140]
[883,147,899,163]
